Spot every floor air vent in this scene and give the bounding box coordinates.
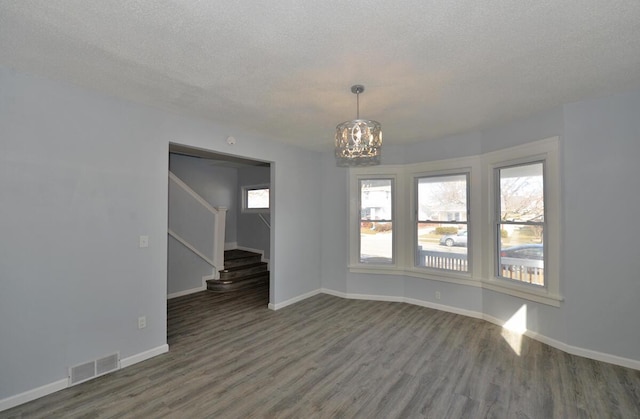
[69,352,120,386]
[96,353,119,375]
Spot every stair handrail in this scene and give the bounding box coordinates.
[258,213,271,229]
[168,171,227,276]
[169,172,221,215]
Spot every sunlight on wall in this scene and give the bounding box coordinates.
[500,304,527,356]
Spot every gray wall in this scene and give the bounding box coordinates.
[319,152,349,293]
[167,236,212,295]
[237,166,271,259]
[270,152,322,305]
[0,67,322,401]
[169,154,238,244]
[319,89,640,364]
[562,90,640,360]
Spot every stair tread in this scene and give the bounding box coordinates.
[207,271,269,285]
[207,278,268,292]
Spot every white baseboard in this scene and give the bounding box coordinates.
[526,330,640,371]
[120,344,169,369]
[0,378,68,412]
[0,344,169,413]
[322,289,482,320]
[167,285,206,299]
[323,289,404,303]
[404,297,484,320]
[224,241,237,250]
[269,289,322,310]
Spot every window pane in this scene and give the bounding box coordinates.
[247,188,269,209]
[417,174,467,222]
[360,179,393,264]
[416,174,468,272]
[360,221,393,263]
[499,224,544,285]
[497,162,545,286]
[499,163,543,222]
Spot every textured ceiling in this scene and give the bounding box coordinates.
[1,1,640,152]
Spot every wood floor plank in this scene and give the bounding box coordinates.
[2,285,639,418]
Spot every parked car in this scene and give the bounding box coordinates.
[500,244,543,260]
[500,244,543,274]
[439,231,467,247]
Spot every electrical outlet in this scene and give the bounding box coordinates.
[435,291,441,300]
[138,316,146,329]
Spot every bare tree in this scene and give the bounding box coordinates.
[500,176,544,243]
[418,177,466,221]
[500,177,544,222]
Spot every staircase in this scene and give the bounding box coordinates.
[206,249,269,292]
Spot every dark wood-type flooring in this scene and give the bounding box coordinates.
[3,284,640,418]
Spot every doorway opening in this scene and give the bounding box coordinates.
[166,142,273,311]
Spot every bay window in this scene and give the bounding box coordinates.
[347,137,560,306]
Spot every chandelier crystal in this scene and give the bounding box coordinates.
[335,85,382,167]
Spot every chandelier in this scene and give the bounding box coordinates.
[335,85,382,167]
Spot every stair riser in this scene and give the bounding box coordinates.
[224,255,262,269]
[220,265,268,280]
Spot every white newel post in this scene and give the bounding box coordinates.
[213,207,227,277]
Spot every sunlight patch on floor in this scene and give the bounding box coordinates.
[501,304,527,356]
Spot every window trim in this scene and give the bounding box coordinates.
[358,177,395,265]
[413,170,472,276]
[241,184,270,214]
[493,160,546,287]
[349,166,402,270]
[482,137,561,304]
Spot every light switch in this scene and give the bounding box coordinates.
[139,235,149,248]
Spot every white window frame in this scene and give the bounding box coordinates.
[405,156,482,285]
[413,170,472,275]
[482,137,561,305]
[494,161,546,286]
[349,166,402,271]
[241,184,270,214]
